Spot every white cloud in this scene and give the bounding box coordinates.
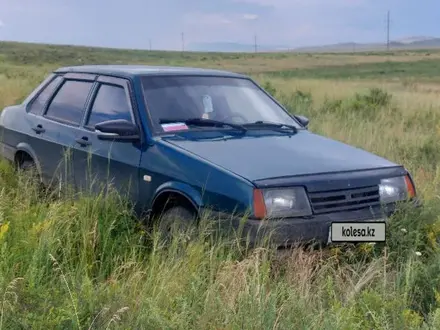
[184,12,259,28]
[242,13,258,20]
[233,0,365,8]
[219,18,233,24]
[183,12,260,43]
[183,12,233,26]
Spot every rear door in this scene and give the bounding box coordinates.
[71,75,142,203]
[28,74,95,188]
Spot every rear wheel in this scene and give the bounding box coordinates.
[17,159,46,196]
[18,159,39,180]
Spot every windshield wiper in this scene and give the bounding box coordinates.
[243,121,298,133]
[159,118,247,132]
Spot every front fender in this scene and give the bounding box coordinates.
[151,181,203,210]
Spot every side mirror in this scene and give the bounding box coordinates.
[95,119,140,142]
[294,115,309,128]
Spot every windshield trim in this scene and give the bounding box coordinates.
[139,74,304,137]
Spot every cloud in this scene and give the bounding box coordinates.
[242,13,258,20]
[232,0,366,8]
[184,11,260,27]
[183,11,263,44]
[183,12,234,27]
[0,0,435,51]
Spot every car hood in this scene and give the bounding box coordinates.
[161,131,398,182]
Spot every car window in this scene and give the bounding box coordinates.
[141,76,300,134]
[86,84,132,128]
[28,76,63,114]
[45,80,93,125]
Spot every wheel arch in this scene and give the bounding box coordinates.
[149,182,203,220]
[14,143,42,176]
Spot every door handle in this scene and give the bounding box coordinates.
[75,136,91,146]
[32,124,45,134]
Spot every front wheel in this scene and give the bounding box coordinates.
[156,206,198,243]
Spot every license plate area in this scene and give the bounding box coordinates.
[328,220,386,244]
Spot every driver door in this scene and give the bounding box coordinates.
[72,75,142,202]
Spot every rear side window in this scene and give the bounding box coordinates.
[45,80,93,125]
[86,84,132,128]
[28,76,63,114]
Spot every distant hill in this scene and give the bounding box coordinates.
[188,37,440,53]
[187,42,290,52]
[293,37,440,53]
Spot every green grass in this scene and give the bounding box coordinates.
[264,58,440,80]
[1,165,440,329]
[1,41,440,328]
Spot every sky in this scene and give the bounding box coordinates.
[0,0,439,50]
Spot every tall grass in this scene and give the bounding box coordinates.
[1,45,440,328]
[0,160,439,329]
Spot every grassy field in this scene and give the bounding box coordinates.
[1,41,440,329]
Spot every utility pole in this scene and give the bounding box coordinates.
[149,39,152,51]
[386,10,390,51]
[181,32,185,51]
[254,34,257,53]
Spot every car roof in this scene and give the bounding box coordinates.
[54,64,248,79]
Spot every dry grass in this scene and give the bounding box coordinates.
[270,77,440,108]
[0,43,439,328]
[215,52,440,73]
[257,76,440,201]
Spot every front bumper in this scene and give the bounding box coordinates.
[215,200,420,247]
[240,209,386,247]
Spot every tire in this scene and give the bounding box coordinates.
[156,206,197,242]
[20,159,36,170]
[19,159,39,180]
[18,159,45,195]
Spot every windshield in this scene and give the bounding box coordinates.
[140,75,302,134]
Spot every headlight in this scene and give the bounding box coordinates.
[379,175,416,204]
[253,187,312,219]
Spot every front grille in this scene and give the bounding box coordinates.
[309,185,380,214]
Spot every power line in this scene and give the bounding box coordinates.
[386,10,390,51]
[181,32,185,52]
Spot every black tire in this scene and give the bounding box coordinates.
[19,159,39,179]
[18,159,46,195]
[156,206,197,242]
[20,159,36,170]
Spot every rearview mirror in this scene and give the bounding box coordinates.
[95,119,140,142]
[294,115,309,128]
